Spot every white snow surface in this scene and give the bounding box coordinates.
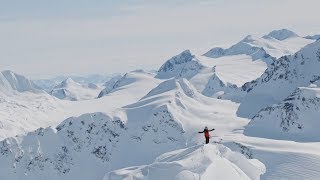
[105,144,265,180]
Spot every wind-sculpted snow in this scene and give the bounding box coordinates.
[245,86,320,142]
[238,40,320,118]
[105,144,265,180]
[156,50,205,79]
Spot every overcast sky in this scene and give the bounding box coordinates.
[1,0,320,79]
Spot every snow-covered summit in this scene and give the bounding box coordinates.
[156,50,205,79]
[98,70,156,98]
[0,70,40,94]
[50,78,101,101]
[105,144,265,180]
[263,29,299,40]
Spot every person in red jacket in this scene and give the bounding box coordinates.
[198,126,215,144]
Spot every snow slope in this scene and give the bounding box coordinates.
[50,78,102,101]
[105,144,265,180]
[98,70,155,98]
[238,40,320,118]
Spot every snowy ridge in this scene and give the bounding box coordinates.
[156,50,205,79]
[0,70,40,94]
[204,29,314,62]
[105,144,265,180]
[50,78,101,101]
[244,86,320,141]
[238,40,320,118]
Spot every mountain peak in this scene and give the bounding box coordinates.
[0,70,40,93]
[156,50,203,79]
[263,29,299,40]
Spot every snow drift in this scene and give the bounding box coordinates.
[105,144,265,180]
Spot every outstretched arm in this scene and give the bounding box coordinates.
[198,131,204,133]
[209,128,215,131]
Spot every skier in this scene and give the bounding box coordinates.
[198,126,215,144]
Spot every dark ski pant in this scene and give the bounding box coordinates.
[205,137,209,144]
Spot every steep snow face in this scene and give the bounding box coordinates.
[244,86,320,142]
[98,71,156,98]
[204,30,314,62]
[262,29,298,40]
[50,78,101,101]
[156,50,205,79]
[238,40,320,118]
[200,66,239,100]
[0,70,40,94]
[105,144,265,180]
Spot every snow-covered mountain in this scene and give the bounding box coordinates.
[50,78,101,101]
[0,70,40,94]
[0,76,256,180]
[244,85,320,141]
[262,29,299,40]
[204,29,314,64]
[98,70,156,98]
[3,29,320,180]
[155,50,205,79]
[238,40,320,118]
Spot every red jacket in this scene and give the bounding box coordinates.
[198,128,215,137]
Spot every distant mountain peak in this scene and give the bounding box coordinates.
[0,70,40,93]
[263,29,299,40]
[156,50,204,79]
